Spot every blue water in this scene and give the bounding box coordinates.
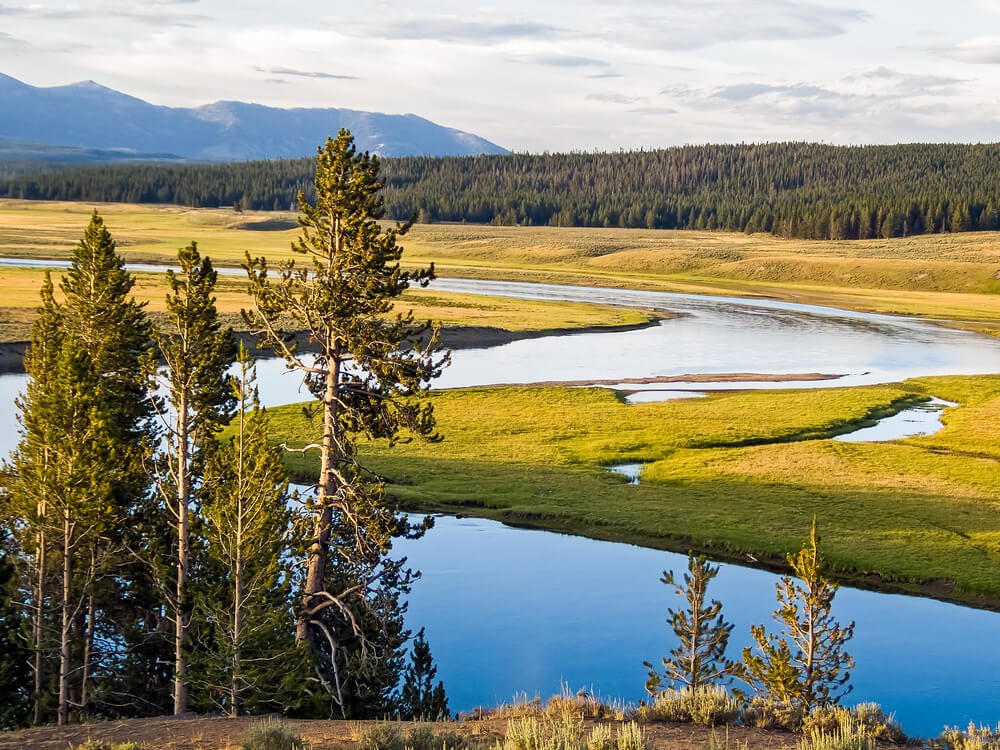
[395,515,1000,738]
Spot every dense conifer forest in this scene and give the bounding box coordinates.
[5,143,1000,240]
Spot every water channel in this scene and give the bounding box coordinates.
[1,270,999,735]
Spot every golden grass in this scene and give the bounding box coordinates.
[5,199,1000,331]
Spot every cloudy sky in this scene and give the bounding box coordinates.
[3,0,1000,151]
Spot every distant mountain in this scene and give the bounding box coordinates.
[0,73,507,161]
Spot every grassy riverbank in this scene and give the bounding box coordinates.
[0,264,656,345]
[5,200,1000,333]
[269,376,1000,608]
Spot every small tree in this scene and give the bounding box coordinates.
[644,554,736,694]
[740,519,855,716]
[197,346,293,716]
[398,628,449,720]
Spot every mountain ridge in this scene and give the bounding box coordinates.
[0,73,507,160]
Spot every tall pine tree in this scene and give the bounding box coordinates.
[150,242,236,715]
[244,129,448,717]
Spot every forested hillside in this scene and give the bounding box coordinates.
[6,143,1000,240]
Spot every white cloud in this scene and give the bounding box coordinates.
[3,0,1000,150]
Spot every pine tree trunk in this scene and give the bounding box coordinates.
[32,509,46,726]
[173,393,189,716]
[297,350,340,643]
[57,510,71,726]
[230,392,246,718]
[80,591,95,711]
[231,545,243,718]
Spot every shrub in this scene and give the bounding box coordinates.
[76,742,146,750]
[587,724,615,750]
[404,724,469,750]
[741,696,804,731]
[357,723,404,750]
[242,718,309,750]
[497,715,645,750]
[615,722,646,750]
[804,704,905,745]
[635,686,741,726]
[800,715,875,750]
[936,723,1000,750]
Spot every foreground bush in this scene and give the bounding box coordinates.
[76,741,146,750]
[803,704,905,744]
[355,722,468,750]
[471,689,624,722]
[242,718,308,750]
[634,686,741,726]
[800,716,875,750]
[498,715,646,750]
[936,723,1000,750]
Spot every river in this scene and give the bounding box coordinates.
[1,273,999,735]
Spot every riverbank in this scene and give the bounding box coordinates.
[0,316,665,374]
[5,200,1000,335]
[269,375,1000,610]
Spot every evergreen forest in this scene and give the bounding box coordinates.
[6,143,1000,240]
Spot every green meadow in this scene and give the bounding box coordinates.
[269,376,1000,607]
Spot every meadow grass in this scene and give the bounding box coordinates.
[268,376,1000,606]
[0,265,654,343]
[5,200,1000,332]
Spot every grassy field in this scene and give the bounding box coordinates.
[0,265,655,343]
[268,376,1000,608]
[4,200,1000,333]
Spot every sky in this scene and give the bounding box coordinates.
[3,0,1000,152]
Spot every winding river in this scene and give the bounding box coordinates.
[2,271,1000,735]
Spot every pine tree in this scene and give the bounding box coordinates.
[0,536,30,729]
[1,274,62,724]
[398,628,450,720]
[645,554,736,693]
[197,346,292,717]
[150,242,236,715]
[740,519,855,717]
[244,129,448,717]
[2,215,167,724]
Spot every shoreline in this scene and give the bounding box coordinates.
[398,499,1000,615]
[0,318,667,375]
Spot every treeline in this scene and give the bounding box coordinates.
[6,143,1000,239]
[0,132,449,728]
